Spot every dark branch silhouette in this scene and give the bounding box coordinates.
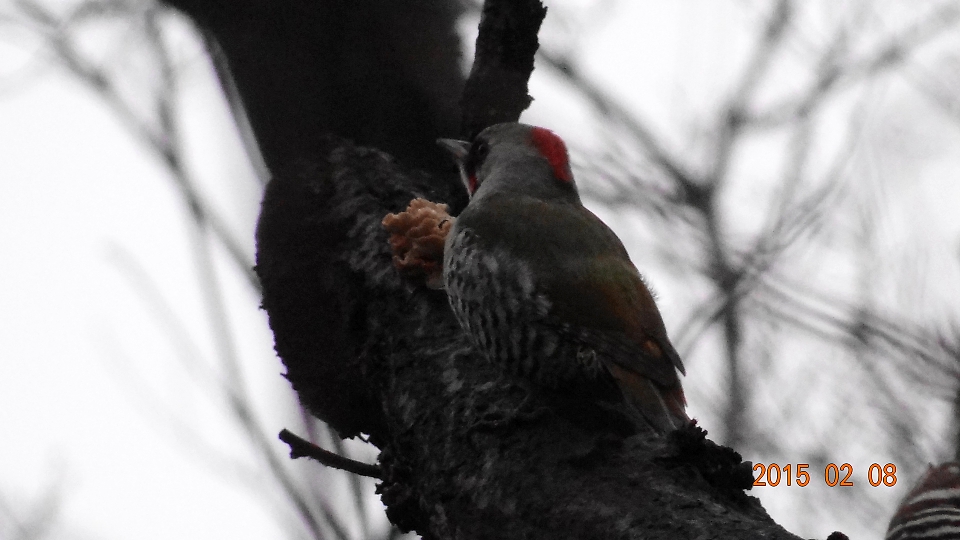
[460,0,547,137]
[280,429,382,479]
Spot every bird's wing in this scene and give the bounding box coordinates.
[542,254,683,388]
[460,195,685,386]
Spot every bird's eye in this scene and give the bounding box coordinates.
[465,139,490,179]
[472,140,490,166]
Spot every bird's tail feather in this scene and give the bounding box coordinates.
[607,364,689,433]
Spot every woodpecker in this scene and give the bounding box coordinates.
[438,122,688,433]
[886,462,960,540]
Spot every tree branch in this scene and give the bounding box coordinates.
[162,0,466,177]
[280,429,382,479]
[538,50,704,199]
[460,0,547,137]
[175,0,816,537]
[746,3,960,127]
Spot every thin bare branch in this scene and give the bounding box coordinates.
[279,430,382,479]
[14,0,259,291]
[187,217,346,540]
[708,0,794,191]
[200,29,269,185]
[748,3,960,127]
[105,247,337,534]
[672,81,871,355]
[538,50,704,197]
[0,476,63,540]
[730,0,793,105]
[758,276,960,389]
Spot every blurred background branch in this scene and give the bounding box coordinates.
[4,0,397,538]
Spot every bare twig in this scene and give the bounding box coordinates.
[673,82,876,352]
[747,2,960,127]
[188,217,347,540]
[758,274,960,388]
[0,475,63,540]
[279,429,383,479]
[200,28,269,185]
[708,0,793,190]
[538,50,703,197]
[11,2,359,538]
[699,1,797,446]
[15,0,260,292]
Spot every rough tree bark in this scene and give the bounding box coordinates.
[163,0,818,538]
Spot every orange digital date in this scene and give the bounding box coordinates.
[752,463,897,487]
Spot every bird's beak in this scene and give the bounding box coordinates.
[436,138,470,162]
[437,138,472,193]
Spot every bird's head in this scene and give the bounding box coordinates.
[438,123,580,203]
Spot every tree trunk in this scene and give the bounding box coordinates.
[164,0,810,537]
